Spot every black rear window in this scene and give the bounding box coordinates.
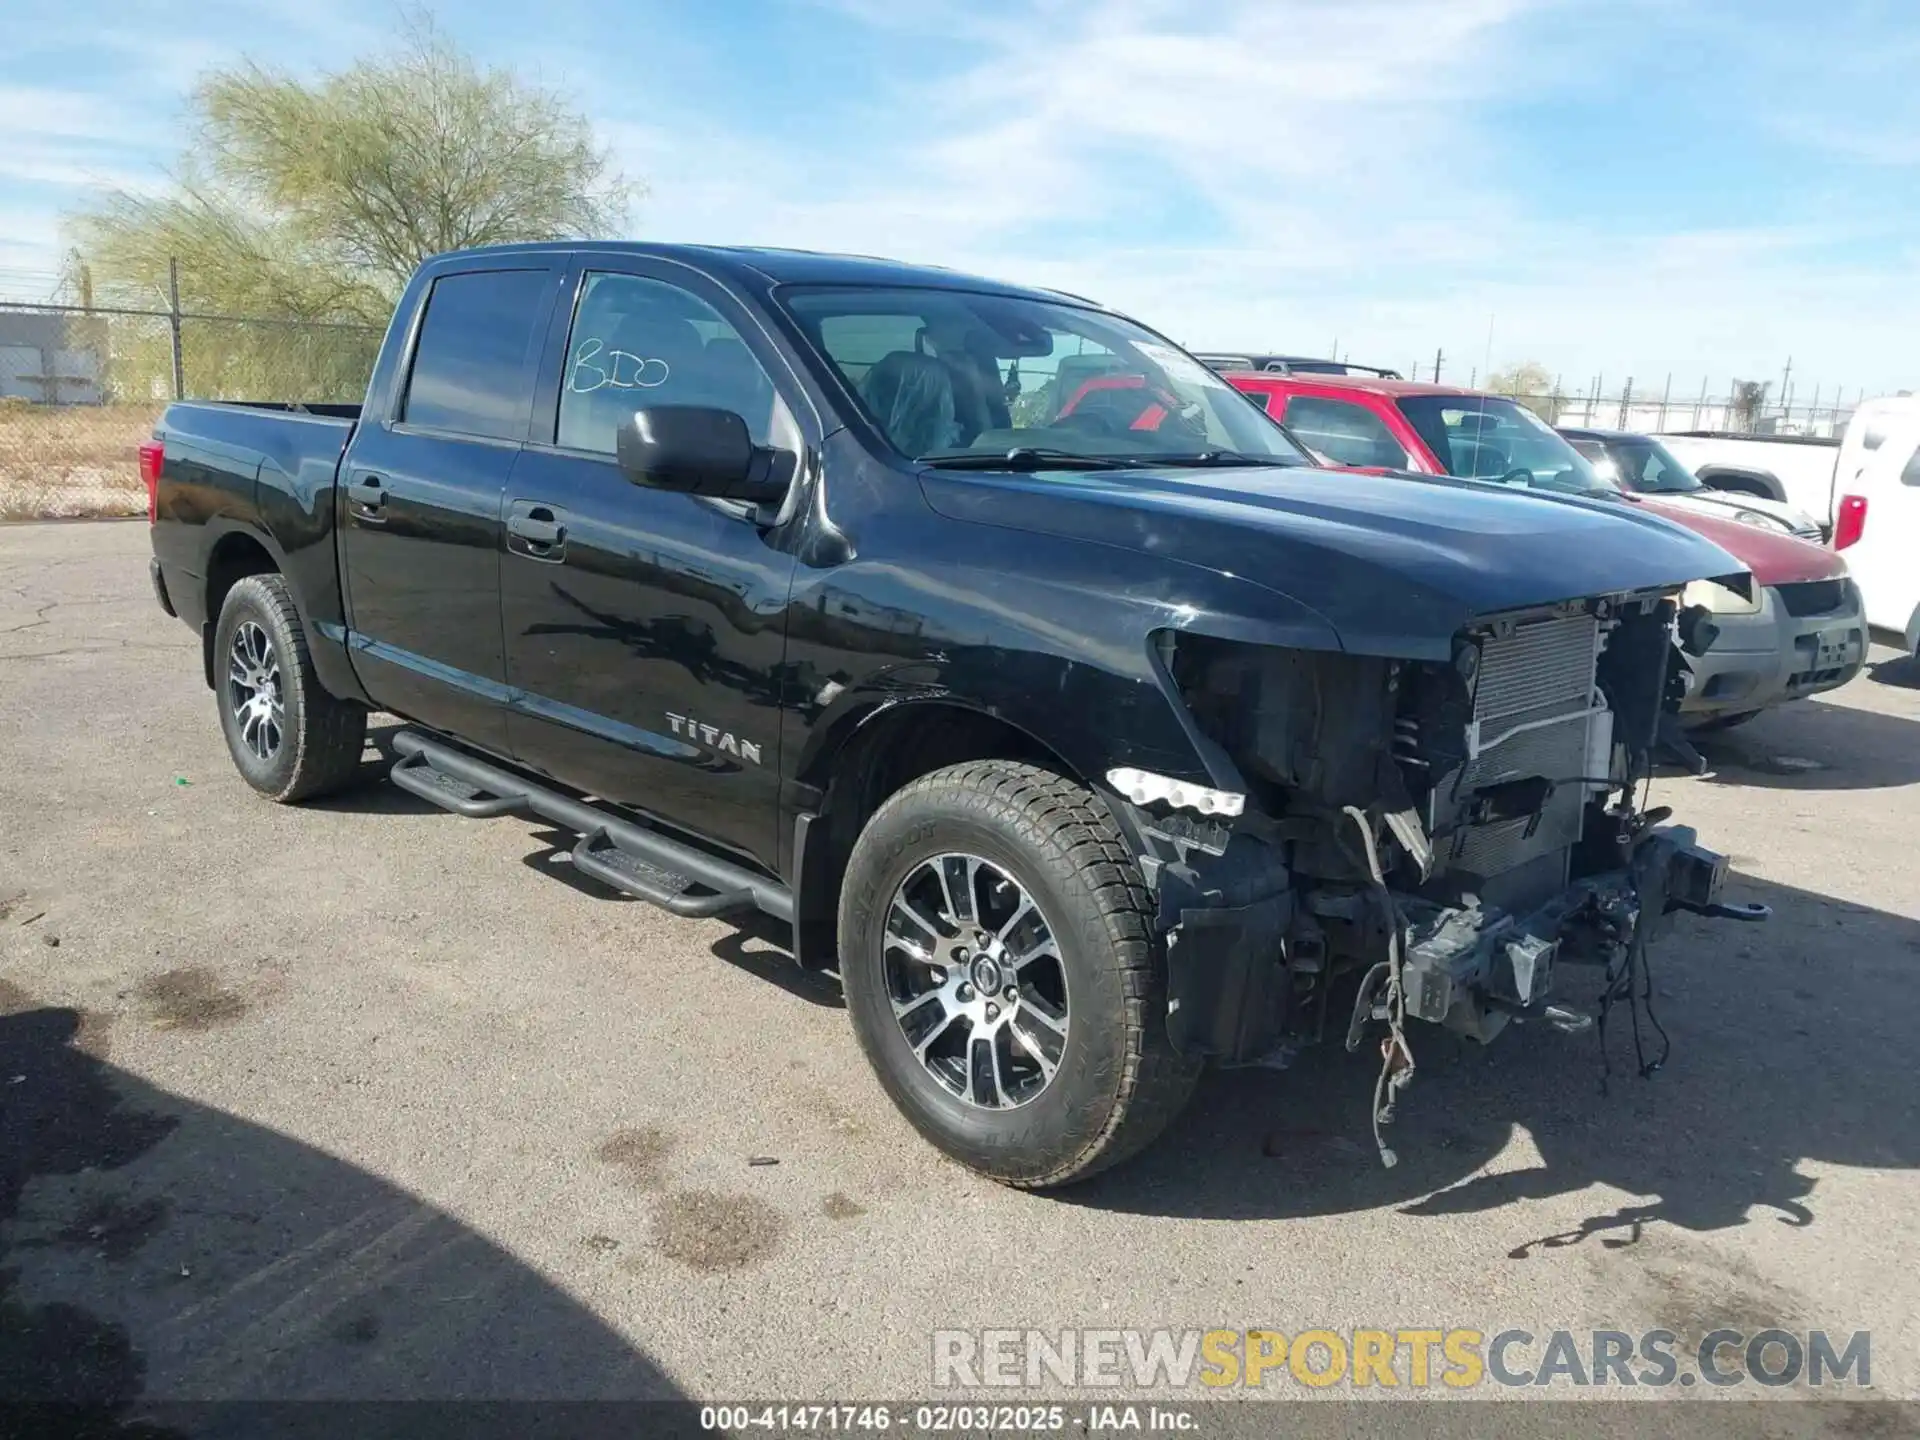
[401,269,551,440]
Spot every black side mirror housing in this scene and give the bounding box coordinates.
[616,406,790,504]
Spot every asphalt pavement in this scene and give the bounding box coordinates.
[3,520,1918,1424]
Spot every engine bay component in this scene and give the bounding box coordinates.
[1153,586,1760,1165]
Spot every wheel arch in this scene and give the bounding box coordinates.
[201,525,285,687]
[791,698,1091,969]
[1693,466,1786,502]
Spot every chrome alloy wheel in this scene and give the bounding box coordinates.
[227,620,284,761]
[883,853,1070,1110]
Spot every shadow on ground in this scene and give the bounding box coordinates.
[0,980,681,1426]
[1684,696,1920,790]
[1868,650,1920,689]
[1057,867,1919,1245]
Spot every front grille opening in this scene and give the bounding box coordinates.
[1778,579,1846,617]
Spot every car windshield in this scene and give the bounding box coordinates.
[1601,437,1704,494]
[1397,395,1614,496]
[782,286,1309,469]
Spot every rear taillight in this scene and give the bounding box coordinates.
[1833,493,1867,550]
[137,441,163,524]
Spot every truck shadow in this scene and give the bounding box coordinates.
[0,982,682,1419]
[1685,695,1920,790]
[1064,867,1920,1244]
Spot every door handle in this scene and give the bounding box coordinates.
[346,475,387,520]
[508,510,564,546]
[507,501,568,561]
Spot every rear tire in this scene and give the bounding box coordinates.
[213,574,367,803]
[837,760,1201,1188]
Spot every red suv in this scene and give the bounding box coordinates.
[1218,371,1867,729]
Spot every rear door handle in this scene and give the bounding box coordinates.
[507,501,568,561]
[346,475,387,521]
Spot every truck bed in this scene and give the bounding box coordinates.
[149,399,363,700]
[1658,430,1841,521]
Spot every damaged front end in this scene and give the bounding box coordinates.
[1108,589,1767,1165]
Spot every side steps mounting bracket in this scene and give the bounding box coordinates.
[389,729,792,924]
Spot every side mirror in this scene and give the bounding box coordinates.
[616,406,789,503]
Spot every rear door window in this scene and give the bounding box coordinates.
[401,269,553,440]
[1280,394,1410,469]
[556,272,784,453]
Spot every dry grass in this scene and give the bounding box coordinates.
[0,401,163,521]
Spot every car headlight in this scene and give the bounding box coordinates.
[1729,507,1786,531]
[1682,578,1761,615]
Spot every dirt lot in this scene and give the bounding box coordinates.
[0,403,159,520]
[3,521,1918,1424]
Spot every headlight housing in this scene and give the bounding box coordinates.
[1681,578,1761,615]
[1728,507,1786,531]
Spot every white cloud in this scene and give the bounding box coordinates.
[6,0,1917,393]
[602,0,1919,393]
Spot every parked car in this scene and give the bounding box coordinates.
[1832,400,1920,656]
[1218,371,1867,727]
[1193,352,1402,378]
[1656,430,1843,518]
[1661,396,1920,529]
[144,244,1750,1187]
[1558,427,1822,540]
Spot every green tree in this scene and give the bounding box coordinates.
[66,20,634,400]
[1487,360,1562,422]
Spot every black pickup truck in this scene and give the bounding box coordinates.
[146,243,1758,1186]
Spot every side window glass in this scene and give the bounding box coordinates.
[401,270,550,440]
[557,272,781,454]
[1281,395,1410,469]
[1237,388,1273,417]
[1901,444,1920,488]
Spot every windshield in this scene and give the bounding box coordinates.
[782,286,1309,468]
[1396,395,1613,496]
[1602,437,1703,494]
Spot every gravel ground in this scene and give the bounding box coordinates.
[3,520,1918,1427]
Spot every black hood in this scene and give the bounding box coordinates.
[921,463,1749,657]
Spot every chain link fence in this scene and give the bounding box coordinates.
[1497,385,1861,438]
[0,298,379,520]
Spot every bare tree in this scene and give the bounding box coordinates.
[1729,379,1771,432]
[1487,360,1561,423]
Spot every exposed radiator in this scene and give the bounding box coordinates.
[1435,612,1605,893]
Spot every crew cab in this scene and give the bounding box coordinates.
[146,244,1756,1187]
[1220,371,1867,729]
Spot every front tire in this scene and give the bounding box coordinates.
[213,574,367,803]
[838,760,1201,1188]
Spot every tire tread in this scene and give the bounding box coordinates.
[858,760,1201,1187]
[220,574,367,803]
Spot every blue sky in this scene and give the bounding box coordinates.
[2,0,1916,396]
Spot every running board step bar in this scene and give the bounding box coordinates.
[389,729,792,923]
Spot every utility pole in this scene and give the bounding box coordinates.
[1692,375,1708,428]
[1617,377,1634,430]
[1656,374,1671,433]
[167,256,185,401]
[1778,356,1793,424]
[1432,347,1444,384]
